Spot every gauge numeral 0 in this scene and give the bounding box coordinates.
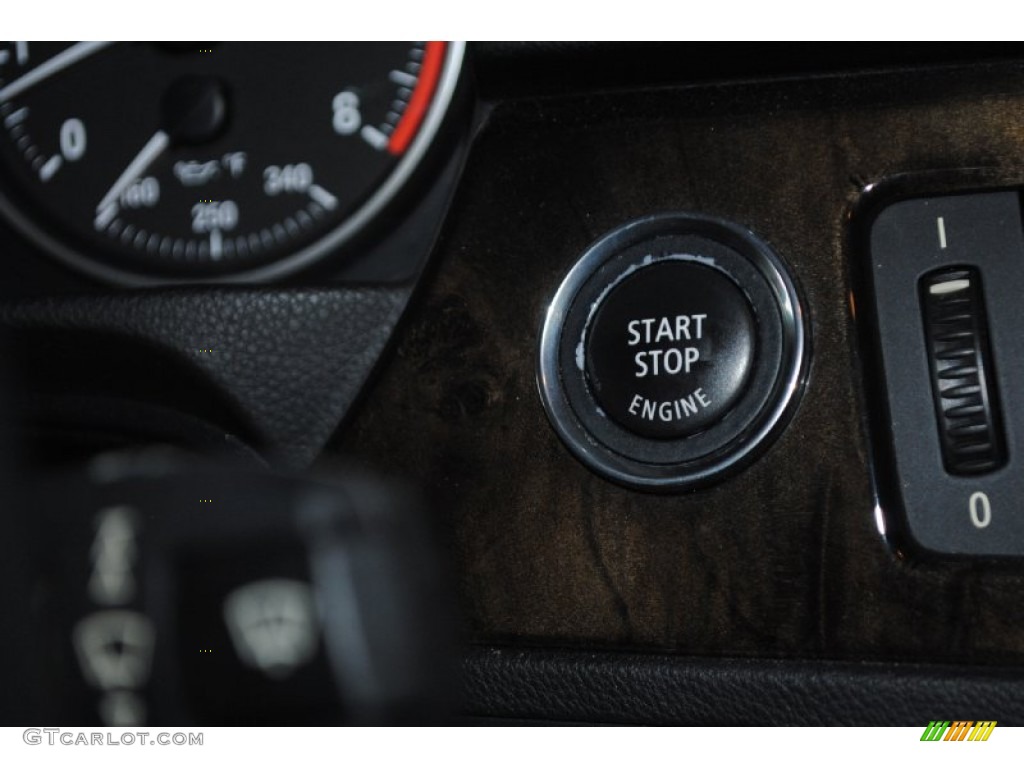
[969,491,991,530]
[60,118,86,162]
[332,91,361,135]
[191,201,238,234]
[264,164,313,196]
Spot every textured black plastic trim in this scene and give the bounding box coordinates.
[462,646,1024,726]
[0,286,409,468]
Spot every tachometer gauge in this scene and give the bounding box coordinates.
[0,42,465,283]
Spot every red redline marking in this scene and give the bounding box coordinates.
[387,41,447,156]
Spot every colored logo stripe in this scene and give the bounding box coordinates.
[944,721,972,741]
[969,722,997,741]
[920,720,996,741]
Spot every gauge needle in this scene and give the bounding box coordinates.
[0,42,113,102]
[94,130,170,228]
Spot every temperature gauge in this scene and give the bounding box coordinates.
[0,41,465,282]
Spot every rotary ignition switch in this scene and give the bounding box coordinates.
[584,259,756,439]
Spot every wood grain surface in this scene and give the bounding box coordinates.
[334,61,1024,664]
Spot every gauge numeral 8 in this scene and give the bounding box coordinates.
[332,91,361,135]
[191,201,238,234]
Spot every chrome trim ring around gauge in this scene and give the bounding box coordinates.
[537,213,808,491]
[0,42,466,286]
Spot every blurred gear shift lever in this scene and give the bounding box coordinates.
[3,449,453,725]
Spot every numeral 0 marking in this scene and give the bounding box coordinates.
[60,118,86,161]
[969,491,991,529]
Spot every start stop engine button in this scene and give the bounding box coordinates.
[585,260,756,439]
[538,213,806,491]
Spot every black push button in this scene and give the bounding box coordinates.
[538,213,805,491]
[585,260,756,439]
[920,267,1006,475]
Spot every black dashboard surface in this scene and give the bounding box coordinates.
[6,43,1024,725]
